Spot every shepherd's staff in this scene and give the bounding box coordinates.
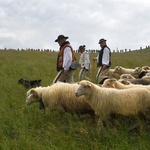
[91,58,96,82]
[53,70,64,83]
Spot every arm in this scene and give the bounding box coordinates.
[63,47,72,75]
[102,47,110,69]
[84,53,90,70]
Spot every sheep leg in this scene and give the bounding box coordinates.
[128,116,143,132]
[39,99,45,110]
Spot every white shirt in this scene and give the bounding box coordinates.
[102,47,110,66]
[63,47,72,70]
[96,47,110,66]
[79,51,90,70]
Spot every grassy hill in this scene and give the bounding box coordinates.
[0,49,150,150]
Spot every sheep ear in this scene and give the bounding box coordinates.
[30,89,39,99]
[88,84,92,87]
[112,83,116,88]
[86,82,92,88]
[110,78,116,81]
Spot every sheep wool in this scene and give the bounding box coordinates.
[26,82,95,116]
[113,66,135,76]
[75,80,150,119]
[102,78,150,91]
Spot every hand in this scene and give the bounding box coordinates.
[93,58,97,61]
[102,65,107,70]
[63,70,68,76]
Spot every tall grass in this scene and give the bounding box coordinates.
[0,49,150,150]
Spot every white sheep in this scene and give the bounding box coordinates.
[132,67,142,76]
[120,74,136,79]
[142,66,150,70]
[102,78,150,91]
[133,67,150,78]
[75,80,150,122]
[119,78,150,85]
[26,82,95,116]
[142,75,150,79]
[105,69,120,79]
[113,66,135,75]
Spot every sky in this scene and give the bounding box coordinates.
[0,0,150,51]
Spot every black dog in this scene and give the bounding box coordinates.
[18,78,42,89]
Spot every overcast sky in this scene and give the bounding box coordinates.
[0,0,150,51]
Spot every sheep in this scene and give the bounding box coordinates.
[102,78,150,91]
[26,82,95,116]
[138,70,150,78]
[145,72,150,76]
[105,69,120,79]
[142,76,150,79]
[133,67,150,78]
[120,74,136,79]
[132,67,143,76]
[113,66,134,75]
[75,80,150,125]
[142,66,150,70]
[142,72,150,79]
[119,78,150,85]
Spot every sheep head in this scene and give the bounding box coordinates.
[142,66,150,70]
[26,89,41,105]
[113,66,122,74]
[102,78,117,88]
[75,80,92,97]
[133,67,142,75]
[118,79,131,85]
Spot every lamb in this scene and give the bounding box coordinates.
[102,78,150,91]
[26,82,95,116]
[75,80,150,122]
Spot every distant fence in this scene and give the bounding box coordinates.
[0,45,150,53]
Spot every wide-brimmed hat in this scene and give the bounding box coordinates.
[98,38,107,44]
[55,35,68,42]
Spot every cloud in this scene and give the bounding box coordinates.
[0,0,150,51]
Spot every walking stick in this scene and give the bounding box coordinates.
[91,59,96,82]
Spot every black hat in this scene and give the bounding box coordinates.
[55,35,68,42]
[78,45,86,50]
[98,38,107,44]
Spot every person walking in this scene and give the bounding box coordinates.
[78,45,91,81]
[94,38,111,83]
[53,35,76,83]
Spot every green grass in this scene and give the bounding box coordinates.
[0,49,150,150]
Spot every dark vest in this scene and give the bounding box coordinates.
[98,45,111,67]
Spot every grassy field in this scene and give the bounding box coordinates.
[0,49,150,150]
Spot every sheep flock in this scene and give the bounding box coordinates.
[25,65,150,130]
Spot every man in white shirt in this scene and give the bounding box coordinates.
[53,35,75,83]
[94,38,111,83]
[78,45,91,81]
